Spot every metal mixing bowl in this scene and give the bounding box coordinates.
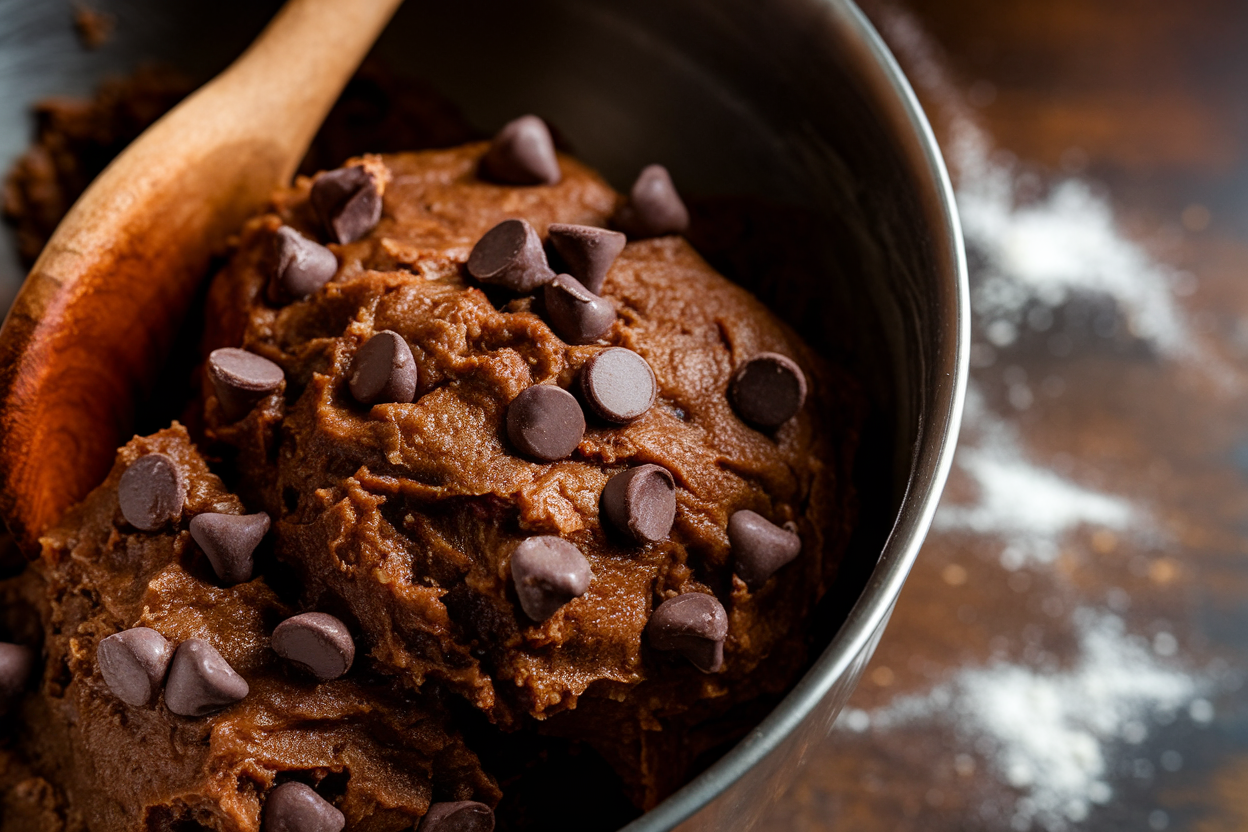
[0,0,967,828]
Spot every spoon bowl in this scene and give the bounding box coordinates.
[0,0,402,551]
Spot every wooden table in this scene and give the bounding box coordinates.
[763,0,1248,828]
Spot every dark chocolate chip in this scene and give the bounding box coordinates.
[164,639,249,717]
[467,219,554,293]
[728,352,808,429]
[509,536,592,621]
[270,226,338,302]
[0,643,34,712]
[543,274,615,345]
[189,512,270,585]
[547,224,626,294]
[207,348,285,422]
[728,510,802,589]
[349,330,418,405]
[271,613,355,681]
[647,593,728,673]
[601,465,677,545]
[97,627,173,707]
[579,347,657,423]
[506,385,585,461]
[118,453,186,532]
[310,165,382,244]
[263,782,345,832]
[480,115,561,186]
[618,164,689,238]
[418,801,495,832]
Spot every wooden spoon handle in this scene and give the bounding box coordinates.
[0,0,404,551]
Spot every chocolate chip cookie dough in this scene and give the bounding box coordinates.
[199,118,862,805]
[8,425,497,832]
[2,113,862,828]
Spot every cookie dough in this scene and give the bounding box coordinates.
[17,425,497,832]
[2,88,862,820]
[201,140,860,803]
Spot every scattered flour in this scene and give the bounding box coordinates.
[934,385,1138,569]
[836,9,1214,832]
[876,8,1196,362]
[954,133,1192,358]
[839,610,1206,831]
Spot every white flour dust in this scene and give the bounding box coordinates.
[876,9,1197,362]
[842,9,1213,832]
[954,131,1192,358]
[934,385,1138,569]
[839,610,1207,831]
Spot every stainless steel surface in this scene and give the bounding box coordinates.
[0,0,967,828]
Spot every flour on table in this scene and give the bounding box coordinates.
[839,610,1207,832]
[935,385,1138,569]
[954,132,1192,359]
[878,7,1198,365]
[837,6,1216,831]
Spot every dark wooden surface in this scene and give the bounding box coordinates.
[756,1,1248,829]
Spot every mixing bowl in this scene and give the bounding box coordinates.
[0,0,967,828]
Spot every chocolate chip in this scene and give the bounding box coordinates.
[506,385,585,461]
[97,627,173,707]
[467,219,554,293]
[118,453,186,531]
[271,613,355,681]
[164,639,248,717]
[189,512,270,585]
[509,536,592,621]
[311,165,382,244]
[579,348,657,423]
[0,643,34,712]
[264,782,345,832]
[728,510,802,589]
[728,352,807,429]
[270,226,338,302]
[647,593,728,673]
[418,801,495,832]
[349,330,418,405]
[543,274,615,345]
[547,224,626,294]
[207,348,285,422]
[601,465,677,545]
[617,164,689,238]
[481,115,560,186]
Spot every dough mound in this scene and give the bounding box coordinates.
[21,426,497,832]
[201,143,859,803]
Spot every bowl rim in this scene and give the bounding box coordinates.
[619,1,970,829]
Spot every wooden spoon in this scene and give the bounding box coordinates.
[0,0,404,552]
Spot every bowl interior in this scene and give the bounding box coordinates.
[0,0,964,829]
